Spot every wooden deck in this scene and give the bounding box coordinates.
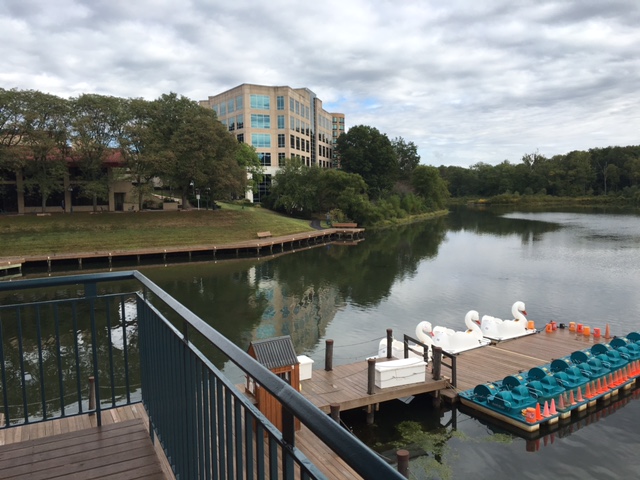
[15,228,364,273]
[441,326,608,401]
[301,360,448,413]
[0,405,173,480]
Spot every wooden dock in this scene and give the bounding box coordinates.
[301,359,448,414]
[12,228,364,273]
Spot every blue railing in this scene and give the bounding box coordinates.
[0,271,403,479]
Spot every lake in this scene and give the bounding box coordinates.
[10,206,640,478]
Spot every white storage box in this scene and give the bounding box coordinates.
[297,355,314,381]
[375,357,426,388]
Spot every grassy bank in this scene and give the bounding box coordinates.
[0,203,312,258]
[451,194,636,207]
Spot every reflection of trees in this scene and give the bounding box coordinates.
[142,262,268,368]
[446,206,560,244]
[270,217,447,308]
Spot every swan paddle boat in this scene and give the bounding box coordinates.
[432,310,491,355]
[480,301,537,342]
[377,321,433,361]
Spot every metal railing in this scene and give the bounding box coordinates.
[0,271,403,479]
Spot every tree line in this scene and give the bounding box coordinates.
[0,88,262,210]
[439,147,640,203]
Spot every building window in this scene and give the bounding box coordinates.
[258,152,272,167]
[277,96,284,110]
[278,115,285,129]
[290,135,295,148]
[290,117,295,130]
[289,98,294,112]
[278,152,286,166]
[295,118,300,132]
[295,101,300,115]
[250,95,270,110]
[236,95,243,109]
[305,106,309,119]
[296,137,300,150]
[220,103,226,116]
[213,105,219,116]
[228,99,235,113]
[251,114,271,129]
[278,134,285,148]
[236,114,244,129]
[251,133,271,148]
[228,117,235,131]
[253,174,271,203]
[237,133,244,143]
[306,140,310,152]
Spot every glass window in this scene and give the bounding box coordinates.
[296,137,300,150]
[251,133,271,148]
[236,114,244,129]
[278,133,285,148]
[278,152,286,166]
[277,96,284,110]
[290,98,294,111]
[237,133,244,143]
[258,152,272,167]
[250,95,270,110]
[236,95,243,109]
[220,103,226,116]
[251,114,271,129]
[228,117,235,131]
[295,118,300,132]
[278,115,285,129]
[290,117,295,129]
[305,106,309,119]
[228,99,235,113]
[295,100,300,115]
[290,134,295,148]
[213,105,219,116]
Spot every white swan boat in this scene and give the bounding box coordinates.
[432,310,491,355]
[480,301,537,341]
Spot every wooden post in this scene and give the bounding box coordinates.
[325,339,334,371]
[367,358,376,394]
[330,403,341,423]
[88,376,96,415]
[432,346,442,380]
[366,405,375,425]
[386,329,393,359]
[397,449,410,478]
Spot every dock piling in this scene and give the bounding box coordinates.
[88,376,96,415]
[330,403,340,422]
[397,449,410,478]
[432,346,442,380]
[367,358,376,394]
[325,339,334,371]
[386,329,393,359]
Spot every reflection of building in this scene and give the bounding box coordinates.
[247,266,342,352]
[199,84,345,203]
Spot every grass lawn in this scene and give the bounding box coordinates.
[0,204,313,258]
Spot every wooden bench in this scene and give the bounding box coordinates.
[333,223,358,228]
[257,231,272,238]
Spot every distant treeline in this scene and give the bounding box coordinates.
[438,146,640,204]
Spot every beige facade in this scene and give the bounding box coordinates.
[200,84,344,202]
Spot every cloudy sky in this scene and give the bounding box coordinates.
[1,0,638,167]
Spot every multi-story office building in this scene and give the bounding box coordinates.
[200,84,344,203]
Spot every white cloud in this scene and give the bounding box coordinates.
[1,0,638,167]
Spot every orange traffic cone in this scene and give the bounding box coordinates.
[558,394,566,410]
[604,323,611,339]
[535,403,543,421]
[596,378,603,393]
[543,401,550,417]
[550,398,557,415]
[576,386,584,402]
[569,390,576,405]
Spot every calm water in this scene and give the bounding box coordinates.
[12,206,640,478]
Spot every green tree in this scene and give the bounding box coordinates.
[233,142,263,198]
[335,125,397,199]
[411,165,449,209]
[266,159,321,216]
[392,136,420,181]
[70,94,129,211]
[147,93,240,208]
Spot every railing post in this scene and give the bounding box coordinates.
[88,376,95,415]
[367,358,376,394]
[325,339,334,371]
[432,346,442,380]
[386,329,393,359]
[397,449,410,478]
